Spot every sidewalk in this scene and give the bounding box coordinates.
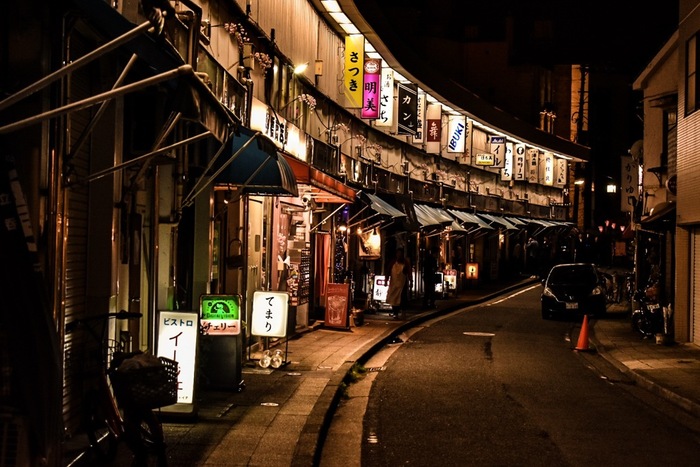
[65,276,700,466]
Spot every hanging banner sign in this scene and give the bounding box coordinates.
[555,157,567,186]
[527,148,539,183]
[621,155,639,212]
[501,142,513,181]
[376,66,394,127]
[200,294,241,336]
[361,58,381,119]
[397,82,418,135]
[458,119,473,165]
[251,291,290,337]
[412,91,426,143]
[344,35,364,108]
[489,136,506,168]
[425,102,442,154]
[447,115,467,153]
[325,283,350,329]
[513,144,526,180]
[156,311,199,407]
[540,151,554,186]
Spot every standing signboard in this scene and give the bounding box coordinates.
[157,310,199,416]
[198,295,244,391]
[251,291,290,338]
[325,283,351,329]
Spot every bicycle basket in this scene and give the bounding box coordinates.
[111,356,178,409]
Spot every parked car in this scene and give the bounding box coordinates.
[541,263,608,319]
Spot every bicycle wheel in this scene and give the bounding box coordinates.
[83,389,120,461]
[123,407,168,467]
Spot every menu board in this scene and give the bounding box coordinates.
[325,283,350,329]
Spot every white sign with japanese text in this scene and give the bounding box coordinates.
[489,136,506,168]
[527,148,539,183]
[156,311,199,406]
[501,142,513,181]
[513,144,526,180]
[251,291,290,338]
[376,66,395,128]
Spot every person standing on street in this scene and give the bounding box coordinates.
[422,246,439,308]
[386,247,411,319]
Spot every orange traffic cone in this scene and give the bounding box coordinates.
[574,314,591,351]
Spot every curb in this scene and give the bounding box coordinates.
[590,333,700,419]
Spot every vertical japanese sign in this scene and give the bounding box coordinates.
[376,66,394,127]
[397,82,418,135]
[540,151,554,186]
[489,136,506,168]
[425,102,442,154]
[251,291,290,337]
[459,120,473,165]
[501,142,513,181]
[621,155,639,212]
[325,283,350,329]
[361,58,381,119]
[412,91,426,143]
[200,295,241,335]
[555,158,567,186]
[344,35,364,108]
[447,115,467,154]
[157,311,199,406]
[513,144,526,180]
[527,148,539,183]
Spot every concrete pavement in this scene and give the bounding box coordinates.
[64,276,700,466]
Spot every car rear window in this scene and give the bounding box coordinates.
[548,266,597,285]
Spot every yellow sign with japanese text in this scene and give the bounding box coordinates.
[344,35,364,108]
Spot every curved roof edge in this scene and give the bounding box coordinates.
[340,0,591,162]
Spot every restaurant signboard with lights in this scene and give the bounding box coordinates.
[361,58,381,119]
[200,294,241,336]
[251,291,289,338]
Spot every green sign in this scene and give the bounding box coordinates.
[200,295,241,335]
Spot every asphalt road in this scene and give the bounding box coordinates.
[322,285,700,466]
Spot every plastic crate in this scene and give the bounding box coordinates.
[111,356,178,409]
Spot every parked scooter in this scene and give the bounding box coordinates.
[630,288,664,338]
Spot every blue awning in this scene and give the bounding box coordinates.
[213,126,298,196]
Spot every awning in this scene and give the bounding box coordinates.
[448,209,494,230]
[641,201,676,228]
[281,154,355,203]
[379,194,421,231]
[478,213,519,230]
[413,204,443,229]
[67,0,234,142]
[505,216,528,227]
[213,126,298,196]
[362,192,407,218]
[416,204,453,226]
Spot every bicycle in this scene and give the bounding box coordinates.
[65,311,178,466]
